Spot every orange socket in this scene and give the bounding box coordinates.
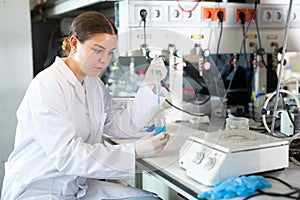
[203,8,215,21]
[215,8,226,22]
[247,9,256,22]
[236,9,247,22]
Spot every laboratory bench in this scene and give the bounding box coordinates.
[107,122,300,200]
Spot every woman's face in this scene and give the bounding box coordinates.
[71,33,117,81]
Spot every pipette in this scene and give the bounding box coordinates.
[152,69,166,135]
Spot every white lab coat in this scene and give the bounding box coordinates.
[1,57,166,200]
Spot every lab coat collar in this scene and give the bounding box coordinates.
[55,56,85,104]
[55,56,79,87]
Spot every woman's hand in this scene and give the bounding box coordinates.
[144,56,167,90]
[134,132,169,158]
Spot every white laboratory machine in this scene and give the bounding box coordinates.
[179,129,289,186]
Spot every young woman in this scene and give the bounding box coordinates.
[1,11,169,199]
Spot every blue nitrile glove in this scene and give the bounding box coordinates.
[197,175,271,200]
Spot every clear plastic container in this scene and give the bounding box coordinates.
[225,117,249,130]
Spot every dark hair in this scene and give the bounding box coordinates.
[62,11,117,56]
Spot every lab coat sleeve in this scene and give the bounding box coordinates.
[102,82,168,138]
[26,73,135,179]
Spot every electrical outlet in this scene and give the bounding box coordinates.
[182,11,193,21]
[135,6,150,22]
[236,9,247,22]
[291,11,297,21]
[202,8,215,21]
[215,8,226,22]
[291,9,300,22]
[290,9,300,28]
[273,9,284,22]
[169,6,182,21]
[247,9,256,22]
[262,9,273,22]
[150,6,163,22]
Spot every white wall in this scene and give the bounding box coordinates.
[260,0,298,4]
[0,0,33,193]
